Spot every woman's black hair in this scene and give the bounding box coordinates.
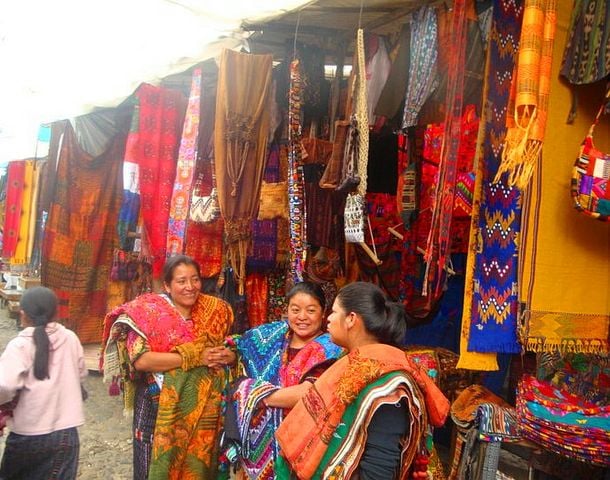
[336,281,406,347]
[19,287,58,381]
[286,281,326,311]
[162,255,202,285]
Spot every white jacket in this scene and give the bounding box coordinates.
[0,322,87,435]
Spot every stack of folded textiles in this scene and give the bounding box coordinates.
[516,375,610,467]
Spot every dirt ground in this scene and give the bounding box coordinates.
[0,308,133,479]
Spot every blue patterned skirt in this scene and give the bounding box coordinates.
[0,426,79,480]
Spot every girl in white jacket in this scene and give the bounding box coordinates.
[0,286,87,480]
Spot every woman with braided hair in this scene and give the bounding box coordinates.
[0,286,87,480]
[101,255,235,479]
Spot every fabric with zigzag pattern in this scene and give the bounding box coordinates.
[468,0,524,354]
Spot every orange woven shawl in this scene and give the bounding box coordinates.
[276,344,450,479]
[497,0,557,188]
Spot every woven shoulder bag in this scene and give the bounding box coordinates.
[570,93,610,221]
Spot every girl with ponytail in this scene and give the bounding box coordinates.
[276,282,450,479]
[0,286,87,479]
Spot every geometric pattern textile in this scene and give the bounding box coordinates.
[468,0,524,354]
[560,0,610,85]
[42,123,126,343]
[517,375,610,467]
[166,67,202,256]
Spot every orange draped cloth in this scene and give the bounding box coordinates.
[42,123,125,343]
[214,49,273,294]
[497,0,557,188]
[276,344,450,479]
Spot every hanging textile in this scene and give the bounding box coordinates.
[25,163,42,266]
[37,122,65,217]
[357,192,402,300]
[375,23,411,122]
[519,7,610,355]
[215,49,272,294]
[421,0,467,298]
[467,0,524,355]
[287,59,307,285]
[185,83,223,279]
[267,269,288,323]
[28,161,47,274]
[11,160,39,265]
[245,273,269,328]
[166,67,202,256]
[303,163,336,250]
[248,143,281,272]
[401,5,439,129]
[400,127,436,321]
[560,0,610,85]
[41,123,126,343]
[396,133,417,224]
[2,160,25,259]
[496,0,557,189]
[475,0,493,48]
[276,145,291,268]
[117,104,141,252]
[134,84,186,278]
[365,34,391,123]
[184,173,224,279]
[457,111,498,371]
[419,105,478,258]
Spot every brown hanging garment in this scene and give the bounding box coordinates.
[214,49,273,294]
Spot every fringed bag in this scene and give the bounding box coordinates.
[190,154,221,224]
[571,94,610,221]
[190,188,220,223]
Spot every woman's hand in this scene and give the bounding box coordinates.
[206,346,236,369]
[263,381,313,409]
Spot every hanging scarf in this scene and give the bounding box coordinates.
[117,105,141,252]
[25,162,42,265]
[401,5,439,129]
[2,160,25,258]
[11,160,37,264]
[287,59,307,285]
[365,34,391,122]
[422,0,468,298]
[245,273,269,328]
[42,123,126,343]
[215,49,272,294]
[497,0,557,189]
[134,84,186,277]
[184,93,224,278]
[457,94,498,370]
[248,142,281,272]
[167,67,202,256]
[467,0,524,355]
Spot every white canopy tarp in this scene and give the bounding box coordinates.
[0,0,310,164]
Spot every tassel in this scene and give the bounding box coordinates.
[108,375,121,396]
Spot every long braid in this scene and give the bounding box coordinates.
[19,287,58,381]
[32,324,50,380]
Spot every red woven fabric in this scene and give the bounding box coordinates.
[2,161,25,258]
[135,84,186,278]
